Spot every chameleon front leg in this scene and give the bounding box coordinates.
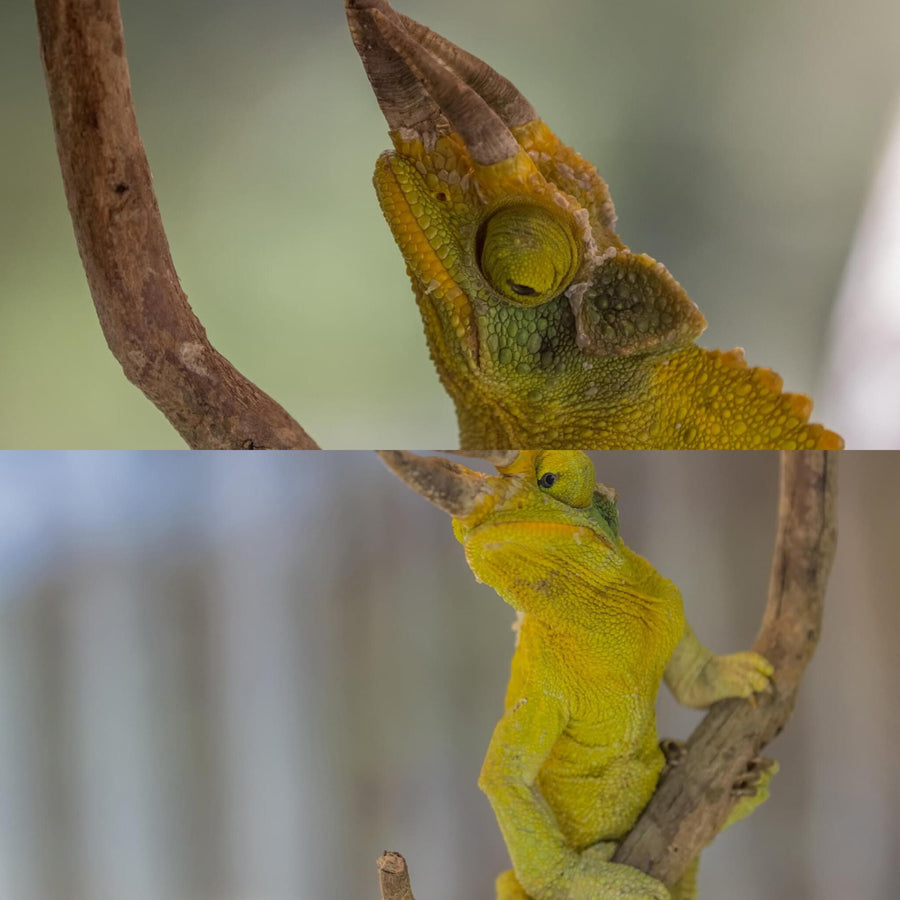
[479,685,669,900]
[663,622,773,709]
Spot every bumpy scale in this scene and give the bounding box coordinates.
[347,1,843,449]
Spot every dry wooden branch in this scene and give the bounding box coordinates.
[377,851,416,900]
[376,450,838,897]
[612,449,838,884]
[35,0,318,449]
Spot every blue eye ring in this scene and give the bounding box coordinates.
[538,472,558,490]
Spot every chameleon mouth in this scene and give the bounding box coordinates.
[372,151,481,361]
[465,518,609,549]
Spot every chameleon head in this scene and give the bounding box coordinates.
[378,450,625,628]
[346,0,709,400]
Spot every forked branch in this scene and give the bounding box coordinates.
[35,0,318,448]
[376,450,838,896]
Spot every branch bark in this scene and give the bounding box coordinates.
[612,450,837,885]
[378,449,838,896]
[377,851,416,900]
[35,0,318,449]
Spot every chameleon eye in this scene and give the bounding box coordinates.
[538,472,559,490]
[477,205,579,306]
[535,452,594,508]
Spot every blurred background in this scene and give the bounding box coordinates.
[2,0,900,448]
[0,450,897,900]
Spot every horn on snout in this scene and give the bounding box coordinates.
[392,12,537,127]
[369,9,521,165]
[345,0,447,136]
[346,0,523,165]
[440,451,521,468]
[377,451,492,517]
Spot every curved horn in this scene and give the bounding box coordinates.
[394,13,537,127]
[377,451,490,517]
[369,9,521,165]
[345,0,447,135]
[440,451,521,468]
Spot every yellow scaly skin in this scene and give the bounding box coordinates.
[449,451,776,900]
[371,81,843,449]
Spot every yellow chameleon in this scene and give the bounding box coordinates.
[348,1,842,450]
[382,450,777,899]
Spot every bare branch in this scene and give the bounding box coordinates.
[35,0,318,449]
[612,450,838,885]
[377,851,416,900]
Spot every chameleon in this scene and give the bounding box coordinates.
[347,0,843,450]
[380,449,778,900]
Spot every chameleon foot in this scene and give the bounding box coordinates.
[496,869,530,900]
[498,849,671,900]
[724,756,779,830]
[659,737,687,772]
[732,755,776,797]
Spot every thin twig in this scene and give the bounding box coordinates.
[377,851,416,900]
[612,450,838,884]
[35,0,318,449]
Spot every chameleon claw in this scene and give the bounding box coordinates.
[731,756,776,796]
[659,738,687,771]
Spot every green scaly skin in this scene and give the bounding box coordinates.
[443,451,776,900]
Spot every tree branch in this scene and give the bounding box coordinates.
[377,851,416,900]
[35,0,318,449]
[377,450,838,896]
[612,450,838,884]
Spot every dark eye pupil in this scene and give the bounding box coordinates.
[539,472,558,489]
[508,281,538,297]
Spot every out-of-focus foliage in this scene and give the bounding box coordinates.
[2,0,900,447]
[0,451,897,900]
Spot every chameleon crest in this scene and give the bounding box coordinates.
[347,1,843,450]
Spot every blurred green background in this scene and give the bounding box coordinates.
[0,451,897,900]
[3,0,900,447]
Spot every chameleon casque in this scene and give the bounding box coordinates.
[347,1,843,450]
[381,450,778,900]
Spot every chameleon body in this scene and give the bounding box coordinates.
[384,450,776,900]
[347,1,843,450]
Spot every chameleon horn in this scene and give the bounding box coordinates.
[441,451,521,468]
[377,450,490,517]
[392,13,537,127]
[345,0,447,135]
[369,9,521,165]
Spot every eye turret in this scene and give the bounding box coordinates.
[535,451,594,508]
[477,204,579,306]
